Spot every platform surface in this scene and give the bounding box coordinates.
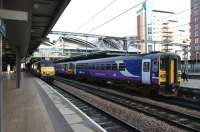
[180,79,200,89]
[188,72,200,76]
[3,73,58,132]
[3,73,100,132]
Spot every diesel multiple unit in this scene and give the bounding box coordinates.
[54,52,181,94]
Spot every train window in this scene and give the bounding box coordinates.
[78,64,83,69]
[96,64,101,70]
[40,62,53,67]
[152,60,158,72]
[84,64,87,69]
[101,64,105,70]
[91,64,95,70]
[94,64,97,70]
[76,64,79,69]
[106,64,111,70]
[87,64,91,69]
[119,63,125,71]
[82,64,85,69]
[160,59,167,70]
[69,63,73,69]
[112,64,117,70]
[85,64,88,69]
[77,64,80,69]
[143,62,150,72]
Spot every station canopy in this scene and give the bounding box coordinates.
[2,0,71,65]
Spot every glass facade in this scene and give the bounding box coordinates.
[145,0,153,53]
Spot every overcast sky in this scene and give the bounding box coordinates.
[48,0,190,41]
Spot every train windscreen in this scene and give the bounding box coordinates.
[40,61,53,67]
[160,58,167,70]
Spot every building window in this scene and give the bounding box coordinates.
[195,31,199,37]
[195,17,199,23]
[148,45,152,52]
[195,37,199,44]
[195,24,198,30]
[194,9,199,16]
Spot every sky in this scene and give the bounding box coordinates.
[48,0,190,41]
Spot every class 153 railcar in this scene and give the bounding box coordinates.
[55,62,74,77]
[31,60,55,82]
[55,52,181,95]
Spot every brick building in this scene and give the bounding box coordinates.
[190,0,200,60]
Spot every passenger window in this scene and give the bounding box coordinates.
[69,63,73,69]
[96,64,101,70]
[119,63,125,71]
[160,59,166,69]
[92,64,95,70]
[112,64,117,70]
[106,64,111,70]
[88,64,92,69]
[101,64,105,70]
[152,61,158,72]
[143,62,150,72]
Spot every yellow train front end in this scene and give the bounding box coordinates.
[66,63,74,78]
[159,54,181,93]
[41,67,55,77]
[39,61,55,82]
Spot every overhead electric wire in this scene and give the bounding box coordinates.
[55,0,197,50]
[88,1,199,35]
[88,1,144,33]
[75,0,117,32]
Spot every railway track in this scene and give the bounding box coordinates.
[106,83,200,111]
[55,76,200,132]
[93,81,200,111]
[178,87,200,101]
[152,95,200,111]
[51,83,141,132]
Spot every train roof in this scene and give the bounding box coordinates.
[73,52,162,63]
[55,51,180,64]
[54,51,139,63]
[31,59,53,64]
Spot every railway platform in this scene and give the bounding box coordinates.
[188,73,200,79]
[3,72,104,132]
[180,79,200,89]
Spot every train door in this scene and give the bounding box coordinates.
[142,59,151,84]
[170,59,175,83]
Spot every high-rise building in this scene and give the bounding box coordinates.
[137,0,153,53]
[190,0,200,60]
[137,0,190,60]
[151,10,176,52]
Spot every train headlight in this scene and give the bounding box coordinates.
[160,74,166,78]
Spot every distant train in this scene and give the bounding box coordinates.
[54,52,181,95]
[31,60,55,82]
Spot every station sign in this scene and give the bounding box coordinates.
[0,18,6,37]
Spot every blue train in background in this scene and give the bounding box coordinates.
[54,52,181,95]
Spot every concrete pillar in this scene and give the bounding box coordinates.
[0,0,3,129]
[0,33,2,132]
[16,47,21,88]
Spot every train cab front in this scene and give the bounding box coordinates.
[159,54,181,93]
[40,61,55,82]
